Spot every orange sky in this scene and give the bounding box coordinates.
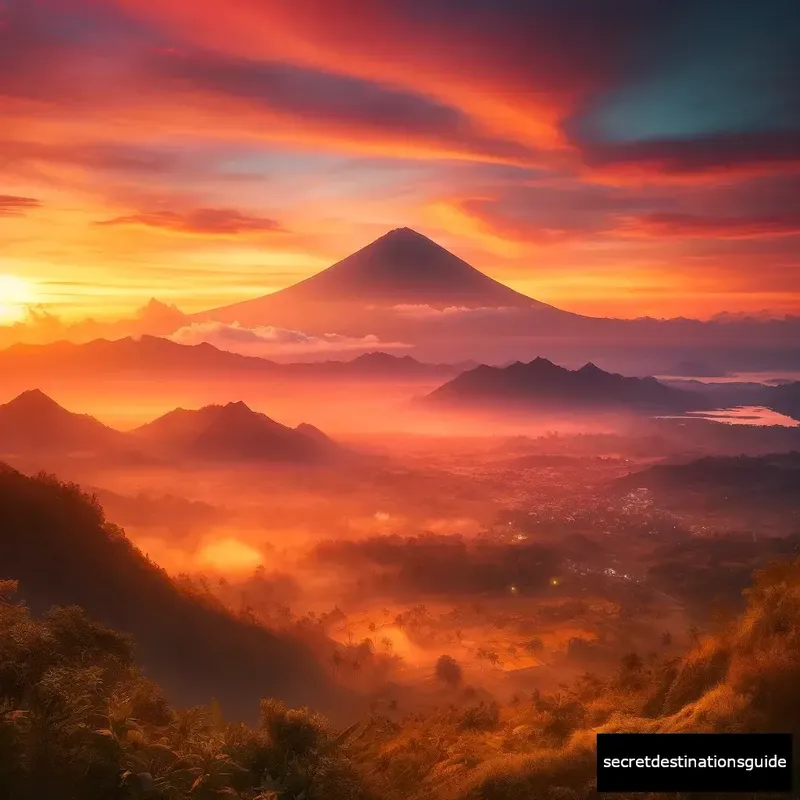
[1,0,799,329]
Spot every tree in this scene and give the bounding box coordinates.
[524,637,544,654]
[621,652,644,673]
[330,650,344,676]
[435,655,463,688]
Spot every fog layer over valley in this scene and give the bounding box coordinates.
[2,381,798,721]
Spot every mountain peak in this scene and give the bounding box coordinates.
[526,357,562,371]
[578,362,604,374]
[7,389,64,413]
[0,389,126,453]
[223,400,253,412]
[382,226,426,241]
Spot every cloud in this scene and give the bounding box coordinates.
[0,299,188,348]
[168,320,411,357]
[96,208,284,236]
[0,1,543,168]
[0,195,40,217]
[151,48,540,166]
[0,140,190,176]
[571,132,800,179]
[616,212,800,240]
[391,304,518,320]
[119,0,800,175]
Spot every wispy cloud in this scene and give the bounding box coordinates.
[168,320,411,357]
[96,208,283,236]
[0,195,41,217]
[391,304,517,319]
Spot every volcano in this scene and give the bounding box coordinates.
[202,227,552,328]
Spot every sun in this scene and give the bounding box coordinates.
[0,275,34,324]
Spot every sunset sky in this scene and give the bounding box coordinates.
[2,0,799,326]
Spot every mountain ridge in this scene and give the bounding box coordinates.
[0,337,473,379]
[133,400,343,463]
[422,357,708,414]
[0,390,343,463]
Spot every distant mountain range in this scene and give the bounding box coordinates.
[0,391,344,464]
[3,227,799,371]
[421,357,708,414]
[192,227,799,369]
[0,336,472,381]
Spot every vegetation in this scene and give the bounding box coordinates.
[0,580,366,800]
[2,467,800,799]
[434,655,463,688]
[0,466,339,722]
[3,552,800,799]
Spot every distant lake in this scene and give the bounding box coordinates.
[656,371,800,385]
[660,405,799,428]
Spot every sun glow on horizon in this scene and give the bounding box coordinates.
[0,275,36,325]
[196,538,264,574]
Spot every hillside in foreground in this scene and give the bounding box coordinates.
[1,468,799,798]
[0,465,346,723]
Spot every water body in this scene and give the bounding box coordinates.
[657,371,800,386]
[661,406,799,428]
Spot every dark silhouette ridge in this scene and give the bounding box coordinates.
[0,466,345,721]
[765,381,800,421]
[422,357,706,413]
[619,452,800,505]
[133,401,342,463]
